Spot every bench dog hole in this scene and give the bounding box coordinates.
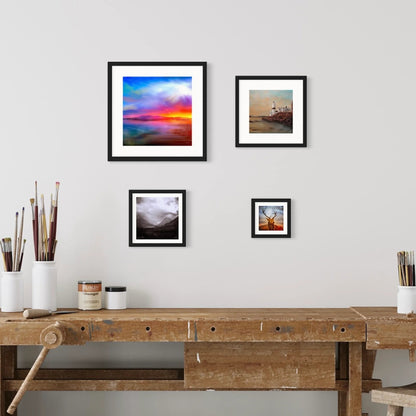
[210,327,216,332]
[276,326,281,332]
[340,327,346,333]
[146,326,151,332]
[80,326,85,331]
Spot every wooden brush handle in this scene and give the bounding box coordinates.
[23,309,51,319]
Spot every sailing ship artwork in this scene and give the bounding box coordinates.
[249,90,293,134]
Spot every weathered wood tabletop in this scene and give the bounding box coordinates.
[0,307,366,344]
[352,306,416,350]
[0,307,387,416]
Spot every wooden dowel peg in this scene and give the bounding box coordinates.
[7,346,49,414]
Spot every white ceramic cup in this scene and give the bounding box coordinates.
[397,286,416,314]
[32,261,57,311]
[1,272,24,312]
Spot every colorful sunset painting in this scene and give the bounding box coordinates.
[123,77,192,146]
[249,90,293,134]
[258,205,284,231]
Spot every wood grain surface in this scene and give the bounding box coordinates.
[184,342,336,389]
[352,307,416,349]
[0,308,365,345]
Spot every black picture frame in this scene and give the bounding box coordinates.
[129,190,186,247]
[251,198,291,238]
[108,62,207,161]
[236,76,307,147]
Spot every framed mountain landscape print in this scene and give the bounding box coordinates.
[236,76,306,147]
[108,62,207,161]
[129,190,186,247]
[251,198,291,238]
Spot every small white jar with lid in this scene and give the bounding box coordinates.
[104,286,127,310]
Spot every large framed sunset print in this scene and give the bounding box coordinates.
[108,62,207,161]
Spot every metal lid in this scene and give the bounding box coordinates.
[78,280,102,284]
[105,286,126,292]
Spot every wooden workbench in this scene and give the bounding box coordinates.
[0,308,384,415]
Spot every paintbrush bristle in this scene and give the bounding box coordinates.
[55,181,60,205]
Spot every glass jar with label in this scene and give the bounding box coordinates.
[78,280,102,310]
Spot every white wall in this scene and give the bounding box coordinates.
[1,0,416,414]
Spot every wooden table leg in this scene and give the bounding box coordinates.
[0,347,17,416]
[387,405,403,416]
[338,342,348,416]
[362,344,376,380]
[347,342,362,416]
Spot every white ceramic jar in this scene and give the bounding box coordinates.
[397,285,416,314]
[104,286,127,310]
[1,272,24,312]
[32,261,57,311]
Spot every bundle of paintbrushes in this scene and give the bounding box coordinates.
[0,208,26,272]
[30,181,60,261]
[397,251,415,286]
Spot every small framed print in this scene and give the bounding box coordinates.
[251,198,291,238]
[129,190,186,247]
[108,62,207,161]
[236,76,306,147]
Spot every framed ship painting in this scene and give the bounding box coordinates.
[251,198,291,238]
[108,62,207,161]
[129,190,186,247]
[236,76,306,147]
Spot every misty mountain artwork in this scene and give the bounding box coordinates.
[129,190,186,247]
[136,197,179,240]
[123,77,192,146]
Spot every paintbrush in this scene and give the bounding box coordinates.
[5,238,12,271]
[18,239,26,271]
[49,182,60,260]
[34,181,39,261]
[398,252,403,286]
[0,240,7,272]
[405,252,409,286]
[8,238,14,272]
[15,207,24,272]
[40,195,48,260]
[52,240,57,258]
[12,212,18,271]
[30,198,36,259]
[47,196,55,260]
